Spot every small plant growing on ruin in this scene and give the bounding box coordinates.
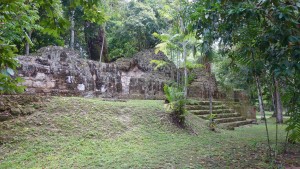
[208,113,217,131]
[164,84,187,127]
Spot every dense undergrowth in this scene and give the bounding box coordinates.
[0,97,298,168]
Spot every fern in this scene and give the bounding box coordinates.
[286,109,300,143]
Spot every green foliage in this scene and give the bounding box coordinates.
[82,4,106,25]
[38,0,68,38]
[0,45,25,94]
[150,59,168,71]
[192,0,300,140]
[0,0,109,92]
[207,113,217,131]
[0,74,25,94]
[187,72,196,85]
[186,61,203,71]
[164,84,187,126]
[284,74,300,143]
[286,114,300,143]
[0,0,36,93]
[107,1,160,58]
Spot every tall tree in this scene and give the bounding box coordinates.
[191,0,300,143]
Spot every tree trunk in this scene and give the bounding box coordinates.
[274,77,283,123]
[255,75,272,157]
[70,10,75,50]
[25,30,32,55]
[84,22,108,62]
[99,24,106,64]
[177,50,180,88]
[272,90,277,117]
[256,77,265,120]
[183,42,188,99]
[208,68,213,115]
[251,52,271,158]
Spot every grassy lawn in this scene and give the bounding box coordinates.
[0,97,298,169]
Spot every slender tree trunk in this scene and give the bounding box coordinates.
[25,30,32,55]
[255,75,272,157]
[208,68,213,115]
[274,77,283,123]
[183,42,188,99]
[251,52,272,158]
[177,50,180,88]
[272,90,277,117]
[271,80,279,156]
[70,10,75,50]
[256,77,265,120]
[99,24,106,63]
[84,23,108,61]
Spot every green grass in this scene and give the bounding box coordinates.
[0,97,298,169]
[256,111,290,119]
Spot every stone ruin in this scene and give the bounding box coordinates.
[0,46,256,123]
[16,46,228,100]
[17,46,178,99]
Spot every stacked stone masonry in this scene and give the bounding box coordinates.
[17,47,180,99]
[17,46,227,100]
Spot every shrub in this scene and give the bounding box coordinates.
[164,84,187,127]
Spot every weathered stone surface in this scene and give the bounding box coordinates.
[0,112,12,122]
[10,107,22,116]
[22,106,35,115]
[0,95,46,122]
[187,70,225,99]
[16,46,244,101]
[17,47,179,99]
[33,81,47,88]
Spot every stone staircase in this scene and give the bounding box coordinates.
[186,101,253,130]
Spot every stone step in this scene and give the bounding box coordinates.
[189,109,234,115]
[187,101,223,106]
[198,113,241,119]
[185,105,227,110]
[220,120,253,130]
[215,116,246,123]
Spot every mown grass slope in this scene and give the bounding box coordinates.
[0,97,298,168]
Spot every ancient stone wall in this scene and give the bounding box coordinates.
[16,46,245,101]
[187,70,225,100]
[17,47,177,99]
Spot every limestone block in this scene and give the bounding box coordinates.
[10,107,22,116]
[101,85,107,93]
[25,88,36,93]
[33,81,47,88]
[24,77,33,80]
[66,76,75,84]
[22,80,33,87]
[58,84,67,90]
[0,112,12,122]
[77,84,85,91]
[42,89,51,93]
[35,72,47,80]
[46,81,56,88]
